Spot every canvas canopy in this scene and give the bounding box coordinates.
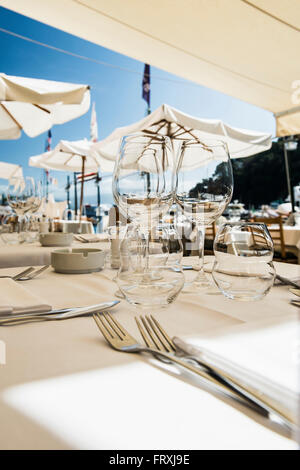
[29,139,114,173]
[29,138,115,219]
[93,104,272,163]
[0,73,90,139]
[0,161,24,188]
[2,0,300,136]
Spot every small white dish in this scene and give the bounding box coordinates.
[40,232,73,247]
[51,248,106,274]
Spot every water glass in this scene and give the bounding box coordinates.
[212,222,276,301]
[117,225,184,309]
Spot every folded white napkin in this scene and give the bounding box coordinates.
[75,233,109,243]
[174,315,299,414]
[0,278,51,316]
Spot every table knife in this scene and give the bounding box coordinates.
[0,301,120,325]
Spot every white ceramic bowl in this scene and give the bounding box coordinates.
[40,232,73,247]
[51,248,106,274]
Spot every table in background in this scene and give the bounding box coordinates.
[0,239,109,268]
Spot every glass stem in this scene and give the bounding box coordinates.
[194,224,207,283]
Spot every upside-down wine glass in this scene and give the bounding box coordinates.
[175,139,233,290]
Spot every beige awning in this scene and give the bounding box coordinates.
[1,0,300,136]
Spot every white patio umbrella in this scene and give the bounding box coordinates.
[93,104,272,164]
[29,139,115,219]
[0,161,24,190]
[0,73,90,139]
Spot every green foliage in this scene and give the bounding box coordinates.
[231,141,300,208]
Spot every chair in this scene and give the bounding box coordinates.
[252,216,297,263]
[204,223,216,255]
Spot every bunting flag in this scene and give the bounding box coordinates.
[142,64,151,113]
[90,102,98,142]
[45,129,52,152]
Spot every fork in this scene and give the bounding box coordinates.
[0,265,49,281]
[136,314,296,431]
[17,265,49,281]
[0,267,35,281]
[93,311,294,429]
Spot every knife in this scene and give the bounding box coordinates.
[173,336,296,428]
[276,274,299,289]
[0,301,120,325]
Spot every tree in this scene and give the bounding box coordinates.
[231,141,300,207]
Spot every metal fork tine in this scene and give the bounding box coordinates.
[135,316,153,348]
[13,267,34,281]
[150,315,176,352]
[102,312,124,340]
[93,313,114,340]
[140,316,162,350]
[106,311,127,337]
[145,315,173,353]
[28,265,49,279]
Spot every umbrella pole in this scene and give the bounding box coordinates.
[74,173,78,218]
[79,156,86,221]
[283,144,295,213]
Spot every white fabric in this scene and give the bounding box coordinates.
[0,73,90,139]
[41,197,68,219]
[2,1,300,136]
[174,315,298,417]
[29,138,114,172]
[0,259,298,449]
[283,226,300,247]
[94,104,272,161]
[0,278,51,315]
[0,161,24,188]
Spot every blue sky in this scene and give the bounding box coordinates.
[0,6,275,205]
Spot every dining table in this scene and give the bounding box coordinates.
[0,252,298,450]
[0,235,108,268]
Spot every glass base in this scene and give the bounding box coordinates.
[182,270,220,294]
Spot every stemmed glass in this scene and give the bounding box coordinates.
[112,133,175,268]
[7,177,42,241]
[175,139,233,290]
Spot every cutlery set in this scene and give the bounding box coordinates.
[93,311,296,434]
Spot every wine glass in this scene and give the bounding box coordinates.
[112,133,175,271]
[113,133,175,230]
[7,177,42,241]
[175,139,233,290]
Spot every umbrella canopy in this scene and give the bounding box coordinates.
[4,0,300,136]
[29,139,115,220]
[29,139,115,173]
[0,73,90,139]
[94,104,272,162]
[0,161,24,188]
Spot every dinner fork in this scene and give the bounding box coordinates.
[93,312,247,396]
[93,312,294,429]
[17,265,49,281]
[0,267,35,281]
[0,265,49,281]
[136,314,296,431]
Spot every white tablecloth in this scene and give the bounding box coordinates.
[0,240,109,269]
[283,226,300,246]
[0,258,298,450]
